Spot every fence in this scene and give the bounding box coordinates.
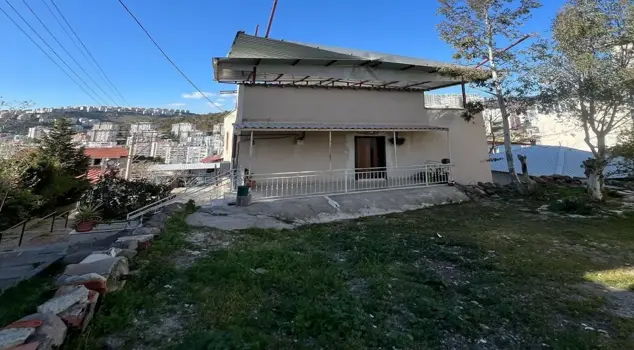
[0,210,71,251]
[247,164,452,200]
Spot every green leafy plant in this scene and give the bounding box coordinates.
[74,203,103,227]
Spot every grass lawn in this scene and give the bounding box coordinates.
[67,197,634,350]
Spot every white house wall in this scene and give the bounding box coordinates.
[234,85,492,184]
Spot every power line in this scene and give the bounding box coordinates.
[19,0,121,107]
[0,5,103,105]
[48,0,131,107]
[116,0,224,112]
[3,0,110,106]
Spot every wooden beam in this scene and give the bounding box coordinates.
[297,76,310,82]
[324,60,337,67]
[273,73,284,81]
[381,81,399,87]
[401,81,430,88]
[400,65,415,71]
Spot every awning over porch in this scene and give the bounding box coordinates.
[233,121,448,132]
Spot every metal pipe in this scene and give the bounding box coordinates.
[254,24,260,36]
[329,131,332,171]
[249,131,254,171]
[50,214,56,233]
[265,0,278,38]
[18,221,26,246]
[124,133,135,180]
[393,132,398,167]
[64,212,69,228]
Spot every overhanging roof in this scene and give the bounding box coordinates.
[234,121,448,132]
[213,32,487,91]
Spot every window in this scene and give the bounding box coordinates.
[93,158,102,165]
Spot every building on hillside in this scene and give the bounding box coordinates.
[27,126,50,140]
[171,123,195,139]
[215,32,492,200]
[164,144,187,164]
[186,145,214,164]
[130,122,155,134]
[88,122,119,143]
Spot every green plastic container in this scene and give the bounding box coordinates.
[237,185,249,196]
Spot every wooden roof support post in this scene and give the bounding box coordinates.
[461,80,467,108]
[446,129,453,182]
[249,131,254,171]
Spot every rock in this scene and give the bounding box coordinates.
[116,234,154,244]
[143,213,169,228]
[7,342,40,350]
[91,248,121,257]
[253,268,267,274]
[131,227,161,236]
[0,328,36,350]
[471,186,487,196]
[115,249,137,260]
[58,257,129,294]
[162,202,184,215]
[17,313,67,348]
[79,253,114,264]
[56,273,108,294]
[110,239,138,251]
[59,291,99,330]
[37,286,89,315]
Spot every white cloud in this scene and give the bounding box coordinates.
[216,98,226,103]
[167,102,186,107]
[182,91,215,99]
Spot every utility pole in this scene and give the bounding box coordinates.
[124,133,135,180]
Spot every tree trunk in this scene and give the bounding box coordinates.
[583,158,604,201]
[517,155,537,193]
[485,10,524,192]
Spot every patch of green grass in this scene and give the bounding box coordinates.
[548,198,595,215]
[585,268,634,290]
[77,201,634,349]
[0,273,57,326]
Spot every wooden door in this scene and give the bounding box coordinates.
[355,136,386,179]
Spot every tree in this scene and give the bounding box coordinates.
[39,118,89,175]
[533,0,634,200]
[437,0,541,191]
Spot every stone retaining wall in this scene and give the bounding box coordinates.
[0,202,184,350]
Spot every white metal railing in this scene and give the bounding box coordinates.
[126,170,233,221]
[246,164,451,200]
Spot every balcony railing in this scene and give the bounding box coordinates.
[246,164,451,200]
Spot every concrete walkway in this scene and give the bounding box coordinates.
[187,185,468,231]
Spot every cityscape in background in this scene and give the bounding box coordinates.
[0,104,224,166]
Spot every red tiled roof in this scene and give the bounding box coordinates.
[86,167,104,184]
[84,147,128,159]
[201,155,223,163]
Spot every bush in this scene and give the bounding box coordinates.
[548,198,594,215]
[81,173,170,220]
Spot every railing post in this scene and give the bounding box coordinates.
[18,221,26,246]
[425,165,429,186]
[344,170,348,193]
[64,212,69,228]
[50,214,56,233]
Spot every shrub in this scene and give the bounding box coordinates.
[81,172,170,220]
[548,198,594,215]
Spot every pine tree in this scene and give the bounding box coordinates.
[40,118,89,176]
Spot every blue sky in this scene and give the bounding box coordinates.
[0,0,566,114]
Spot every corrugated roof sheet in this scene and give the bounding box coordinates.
[228,32,468,71]
[234,122,448,131]
[489,145,623,179]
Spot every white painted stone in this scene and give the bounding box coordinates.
[0,328,35,350]
[116,234,154,243]
[80,254,113,264]
[37,286,89,314]
[56,273,107,287]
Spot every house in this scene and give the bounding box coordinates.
[214,32,492,199]
[489,145,625,184]
[83,147,129,184]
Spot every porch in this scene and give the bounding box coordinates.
[233,123,453,200]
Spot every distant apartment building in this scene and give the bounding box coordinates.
[27,126,50,140]
[171,123,195,140]
[424,93,483,109]
[185,145,213,164]
[88,122,119,142]
[130,122,155,134]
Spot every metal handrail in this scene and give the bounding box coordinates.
[125,170,233,221]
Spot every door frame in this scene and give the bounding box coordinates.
[354,136,387,179]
